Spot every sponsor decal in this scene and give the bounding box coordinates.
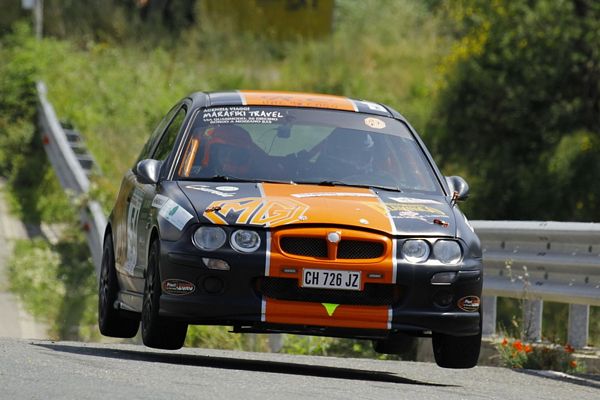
[364,117,386,129]
[241,91,357,111]
[291,192,377,199]
[384,203,447,216]
[162,279,195,296]
[389,196,442,205]
[322,303,340,317]
[185,184,235,197]
[203,197,309,227]
[367,202,447,224]
[159,199,194,230]
[457,296,480,312]
[202,106,285,125]
[215,186,239,192]
[152,194,169,209]
[359,101,388,113]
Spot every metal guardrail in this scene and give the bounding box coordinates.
[37,82,106,276]
[473,220,599,347]
[475,220,600,306]
[36,82,598,347]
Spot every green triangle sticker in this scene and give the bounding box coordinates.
[322,303,340,317]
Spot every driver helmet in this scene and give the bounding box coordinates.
[202,125,254,176]
[321,128,375,174]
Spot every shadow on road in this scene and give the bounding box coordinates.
[515,369,600,390]
[34,342,456,387]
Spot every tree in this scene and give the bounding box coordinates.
[428,0,600,221]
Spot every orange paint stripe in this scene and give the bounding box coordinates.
[260,183,394,330]
[266,300,389,330]
[240,90,356,111]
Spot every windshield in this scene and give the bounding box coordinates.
[176,106,441,193]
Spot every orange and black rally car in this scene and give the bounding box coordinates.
[98,91,483,368]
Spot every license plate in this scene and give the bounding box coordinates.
[302,269,361,291]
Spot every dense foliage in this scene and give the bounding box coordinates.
[429,0,600,221]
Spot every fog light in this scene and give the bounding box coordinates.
[203,276,224,294]
[431,272,457,285]
[433,290,453,308]
[202,257,230,271]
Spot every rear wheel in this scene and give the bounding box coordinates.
[432,313,482,368]
[141,240,188,350]
[98,233,140,338]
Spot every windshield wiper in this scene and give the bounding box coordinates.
[296,180,401,192]
[179,175,294,184]
[177,175,247,182]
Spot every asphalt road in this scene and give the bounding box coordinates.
[0,338,597,400]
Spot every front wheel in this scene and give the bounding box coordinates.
[432,313,482,369]
[141,240,188,350]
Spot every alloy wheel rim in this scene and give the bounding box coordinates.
[142,258,154,333]
[99,250,109,320]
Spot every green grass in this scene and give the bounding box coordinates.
[8,235,98,341]
[26,0,449,211]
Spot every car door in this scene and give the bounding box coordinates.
[128,105,188,292]
[113,104,182,288]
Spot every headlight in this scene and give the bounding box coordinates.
[433,240,462,264]
[401,239,430,263]
[193,226,227,251]
[230,230,261,253]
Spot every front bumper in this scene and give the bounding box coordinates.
[157,233,482,337]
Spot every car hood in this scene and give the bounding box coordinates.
[177,182,456,236]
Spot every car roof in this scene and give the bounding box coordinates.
[188,90,405,120]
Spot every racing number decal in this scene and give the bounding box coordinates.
[124,189,144,275]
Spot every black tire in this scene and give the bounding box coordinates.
[141,240,188,350]
[373,333,418,360]
[432,313,482,369]
[98,233,140,338]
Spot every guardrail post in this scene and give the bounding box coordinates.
[568,304,589,348]
[482,295,497,336]
[523,299,543,341]
[268,334,283,352]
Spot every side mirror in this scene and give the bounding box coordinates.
[445,175,469,201]
[136,159,162,185]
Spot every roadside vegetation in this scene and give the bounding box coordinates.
[0,0,598,364]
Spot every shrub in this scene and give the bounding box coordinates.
[497,338,585,373]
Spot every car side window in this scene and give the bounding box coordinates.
[153,106,186,161]
[136,105,179,164]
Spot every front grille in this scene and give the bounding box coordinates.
[280,237,328,257]
[280,237,384,259]
[256,277,401,306]
[338,240,384,259]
